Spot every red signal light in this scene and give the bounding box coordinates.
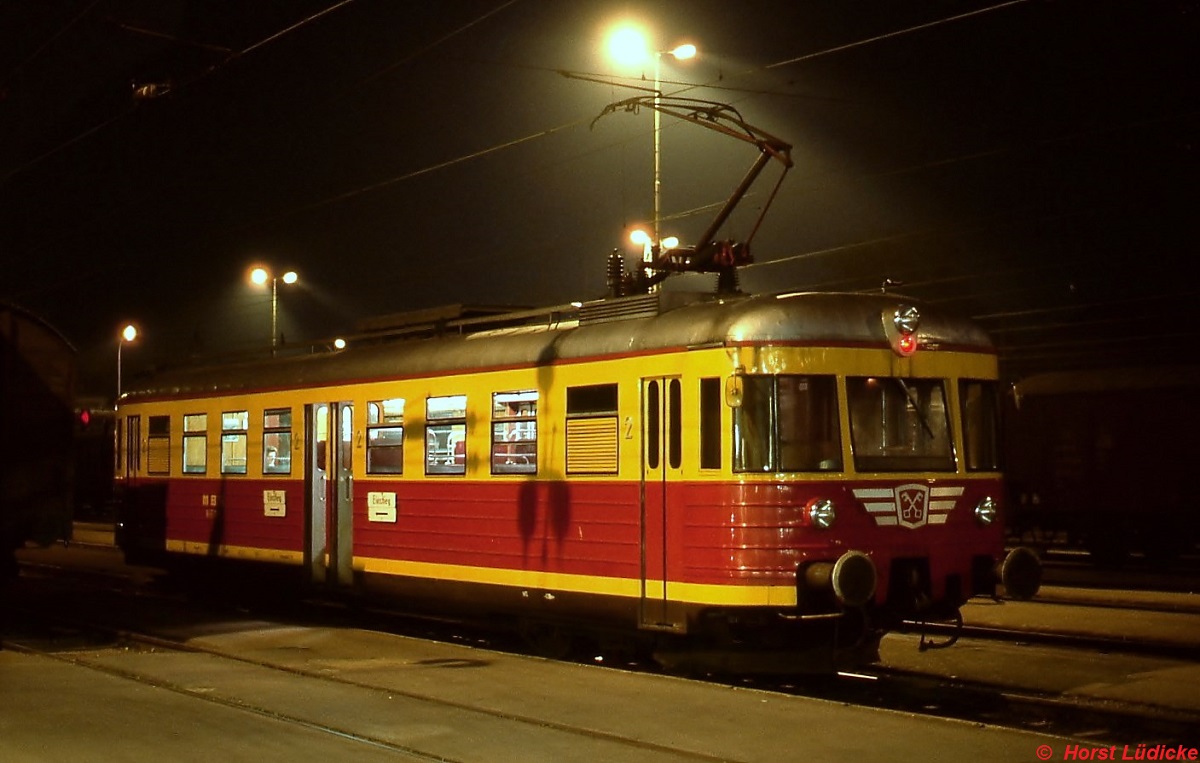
[883,305,921,357]
[78,409,91,427]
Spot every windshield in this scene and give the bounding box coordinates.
[732,375,842,473]
[847,377,954,472]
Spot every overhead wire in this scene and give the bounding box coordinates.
[3,0,1034,250]
[248,118,586,224]
[0,0,104,92]
[358,0,520,85]
[764,0,1031,70]
[0,0,377,310]
[6,0,524,249]
[188,0,1042,236]
[1,0,360,185]
[6,0,1182,341]
[239,0,356,59]
[4,0,530,308]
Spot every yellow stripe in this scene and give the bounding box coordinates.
[166,539,304,565]
[162,541,797,606]
[358,556,798,607]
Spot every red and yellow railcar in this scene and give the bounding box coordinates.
[115,290,1038,670]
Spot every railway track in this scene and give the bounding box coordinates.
[1018,544,1200,595]
[9,598,1196,753]
[2,602,736,763]
[819,661,1200,746]
[895,615,1200,662]
[8,553,1200,751]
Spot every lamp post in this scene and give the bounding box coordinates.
[116,323,137,403]
[652,42,696,248]
[606,26,696,270]
[250,267,298,352]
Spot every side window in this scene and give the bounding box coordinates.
[426,395,467,475]
[733,376,774,472]
[668,378,682,469]
[263,408,292,474]
[367,398,405,475]
[566,383,618,474]
[699,377,721,469]
[183,413,207,474]
[115,416,124,472]
[147,415,170,475]
[492,390,537,474]
[125,416,141,476]
[221,410,249,474]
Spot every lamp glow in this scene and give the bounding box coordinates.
[607,25,650,67]
[670,43,696,60]
[117,323,139,402]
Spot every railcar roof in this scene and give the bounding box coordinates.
[122,291,993,401]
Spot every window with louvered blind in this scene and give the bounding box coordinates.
[147,415,170,475]
[566,383,618,474]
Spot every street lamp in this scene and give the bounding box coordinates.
[250,267,298,351]
[116,323,137,403]
[630,228,679,276]
[605,25,697,267]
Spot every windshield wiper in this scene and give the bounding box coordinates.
[895,378,936,440]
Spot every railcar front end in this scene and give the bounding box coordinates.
[630,293,1041,671]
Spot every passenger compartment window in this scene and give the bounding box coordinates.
[960,379,1000,471]
[221,410,249,474]
[115,417,124,473]
[367,398,405,475]
[699,377,721,469]
[565,383,618,474]
[668,379,682,470]
[492,390,537,474]
[847,377,953,472]
[125,416,140,476]
[147,415,170,475]
[263,408,292,475]
[426,395,466,475]
[183,413,207,474]
[733,375,841,473]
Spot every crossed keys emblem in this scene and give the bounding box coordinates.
[852,483,961,528]
[896,484,928,529]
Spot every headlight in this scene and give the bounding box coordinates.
[974,496,998,525]
[808,498,836,529]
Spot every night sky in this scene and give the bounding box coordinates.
[2,0,1195,398]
